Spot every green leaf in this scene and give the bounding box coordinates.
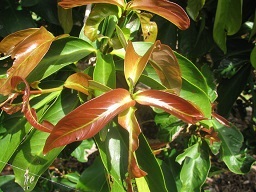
[213,0,242,53]
[251,45,256,69]
[176,142,210,192]
[11,90,80,191]
[175,52,211,117]
[58,6,73,34]
[71,139,95,163]
[136,134,168,192]
[94,123,127,192]
[93,52,116,96]
[59,0,126,9]
[77,157,110,192]
[186,0,205,21]
[27,37,95,82]
[83,4,120,41]
[212,119,255,174]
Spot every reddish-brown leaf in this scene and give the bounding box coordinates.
[59,0,125,9]
[64,72,92,95]
[0,28,39,55]
[11,76,53,133]
[118,107,147,178]
[124,41,154,88]
[43,88,136,154]
[0,27,55,96]
[128,0,190,30]
[212,112,231,127]
[134,90,205,124]
[150,41,182,94]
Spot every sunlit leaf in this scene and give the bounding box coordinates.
[150,41,181,94]
[129,0,190,30]
[138,12,158,43]
[59,0,126,9]
[213,0,242,53]
[118,107,147,180]
[134,90,205,124]
[0,28,38,55]
[0,27,55,96]
[64,72,92,95]
[83,4,120,41]
[124,41,154,89]
[44,88,136,154]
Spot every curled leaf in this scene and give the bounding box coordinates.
[129,0,190,30]
[134,90,205,124]
[11,76,53,133]
[43,88,136,154]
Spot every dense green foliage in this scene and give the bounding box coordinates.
[0,0,255,191]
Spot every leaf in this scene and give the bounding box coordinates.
[150,41,182,94]
[83,4,120,41]
[93,52,116,96]
[136,134,168,192]
[186,0,205,21]
[176,142,210,192]
[58,6,73,34]
[64,72,92,95]
[0,27,55,96]
[249,10,256,41]
[134,90,205,124]
[138,12,158,43]
[26,37,95,82]
[124,41,154,89]
[251,45,256,69]
[11,90,79,191]
[118,107,147,180]
[58,0,126,9]
[129,0,190,30]
[212,119,255,174]
[213,0,242,53]
[43,88,136,154]
[77,157,110,192]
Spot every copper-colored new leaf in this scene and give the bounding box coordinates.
[129,0,190,30]
[124,41,154,88]
[118,107,147,178]
[0,27,55,96]
[134,90,205,124]
[212,112,231,127]
[64,72,92,95]
[150,41,182,94]
[0,28,39,55]
[59,0,125,9]
[10,76,53,133]
[43,88,136,154]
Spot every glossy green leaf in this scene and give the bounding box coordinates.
[44,89,135,154]
[26,37,95,82]
[251,45,256,69]
[59,0,126,9]
[138,12,157,43]
[71,139,95,163]
[77,157,110,191]
[129,0,190,30]
[83,4,119,41]
[175,52,211,117]
[213,0,242,53]
[11,90,80,191]
[58,6,73,34]
[176,142,210,192]
[186,0,205,21]
[212,119,255,174]
[93,52,116,96]
[94,123,128,192]
[136,134,168,192]
[134,90,205,124]
[150,41,182,94]
[0,27,55,96]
